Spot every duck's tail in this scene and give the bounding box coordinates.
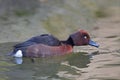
[7,49,23,58]
[13,50,23,57]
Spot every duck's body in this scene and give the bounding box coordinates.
[12,34,62,56]
[11,30,99,58]
[26,44,73,57]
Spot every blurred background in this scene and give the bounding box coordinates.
[0,0,120,80]
[0,0,119,42]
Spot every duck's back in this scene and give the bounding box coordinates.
[14,34,61,48]
[30,34,61,46]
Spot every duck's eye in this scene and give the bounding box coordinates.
[84,36,87,39]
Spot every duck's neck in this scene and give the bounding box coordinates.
[61,37,74,47]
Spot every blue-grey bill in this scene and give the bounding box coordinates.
[89,40,99,48]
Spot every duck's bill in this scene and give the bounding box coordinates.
[89,40,99,48]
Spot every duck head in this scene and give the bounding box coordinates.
[70,30,99,47]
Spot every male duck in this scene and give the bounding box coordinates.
[11,30,99,58]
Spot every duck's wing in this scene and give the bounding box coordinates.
[14,41,36,48]
[14,34,61,48]
[31,34,61,46]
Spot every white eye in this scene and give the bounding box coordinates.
[84,36,87,39]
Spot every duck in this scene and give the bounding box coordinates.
[11,30,99,58]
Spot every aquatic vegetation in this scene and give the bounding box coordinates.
[105,35,118,38]
[14,10,34,17]
[94,9,107,18]
[0,16,8,21]
[42,14,78,39]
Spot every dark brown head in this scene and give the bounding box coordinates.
[70,30,99,47]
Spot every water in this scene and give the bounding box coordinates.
[0,41,120,80]
[0,0,120,80]
[0,42,91,80]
